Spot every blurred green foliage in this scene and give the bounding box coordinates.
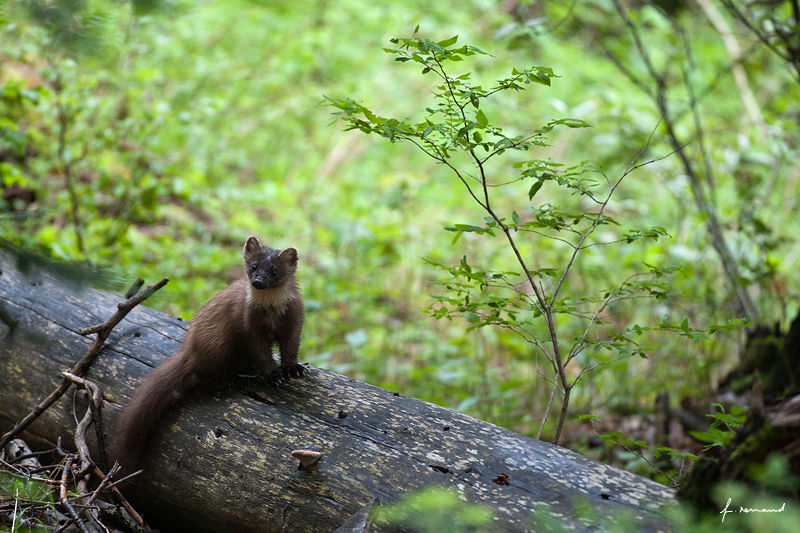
[0,471,52,502]
[0,0,798,468]
[372,487,495,532]
[0,471,53,533]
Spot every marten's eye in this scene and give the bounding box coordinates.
[270,267,278,276]
[250,263,258,272]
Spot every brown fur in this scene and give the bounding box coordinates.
[110,237,305,472]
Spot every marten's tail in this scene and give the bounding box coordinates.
[109,354,196,474]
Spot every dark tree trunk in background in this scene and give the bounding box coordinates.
[678,314,800,507]
[0,252,674,532]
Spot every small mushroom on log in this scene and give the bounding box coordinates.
[292,446,322,469]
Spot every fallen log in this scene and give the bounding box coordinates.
[0,252,675,532]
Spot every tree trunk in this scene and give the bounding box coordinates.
[678,313,800,508]
[0,252,674,532]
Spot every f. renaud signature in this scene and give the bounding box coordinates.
[720,497,786,523]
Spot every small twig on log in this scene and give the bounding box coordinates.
[1,455,29,476]
[0,278,169,450]
[63,371,110,469]
[60,454,92,533]
[62,371,105,488]
[59,454,71,504]
[79,277,168,336]
[74,401,94,493]
[124,278,145,299]
[55,436,69,458]
[4,446,56,466]
[85,463,120,506]
[103,468,144,491]
[81,463,120,533]
[74,461,95,484]
[91,465,149,530]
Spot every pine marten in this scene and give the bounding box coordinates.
[110,236,306,472]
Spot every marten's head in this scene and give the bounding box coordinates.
[243,236,298,290]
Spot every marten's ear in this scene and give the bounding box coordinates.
[243,236,262,258]
[278,247,298,267]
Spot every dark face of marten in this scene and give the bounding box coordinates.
[243,236,298,290]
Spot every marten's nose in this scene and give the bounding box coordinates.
[251,278,266,290]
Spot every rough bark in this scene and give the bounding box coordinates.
[0,252,675,532]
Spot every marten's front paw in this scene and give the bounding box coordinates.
[282,364,307,379]
[266,368,286,387]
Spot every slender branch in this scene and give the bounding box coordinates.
[59,454,92,533]
[547,114,663,311]
[676,20,717,199]
[579,238,629,249]
[395,134,445,163]
[85,463,120,507]
[515,228,577,249]
[78,277,169,336]
[99,466,144,492]
[615,0,666,85]
[396,135,488,212]
[489,321,551,358]
[484,70,533,99]
[600,48,654,96]
[537,379,560,440]
[483,176,526,187]
[553,387,572,444]
[542,107,663,443]
[479,134,542,166]
[432,55,497,206]
[568,273,644,365]
[124,278,145,299]
[548,175,625,309]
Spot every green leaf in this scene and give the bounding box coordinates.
[493,138,514,150]
[528,180,543,200]
[463,311,480,324]
[437,35,458,47]
[475,108,488,127]
[512,211,520,225]
[445,224,484,233]
[528,68,552,86]
[549,117,590,128]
